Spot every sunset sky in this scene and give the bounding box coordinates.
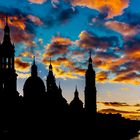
[0,0,140,119]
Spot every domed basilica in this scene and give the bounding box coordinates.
[0,17,97,115]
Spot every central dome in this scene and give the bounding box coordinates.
[23,76,45,98]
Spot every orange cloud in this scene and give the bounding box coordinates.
[28,0,46,4]
[70,0,129,18]
[43,36,72,58]
[15,57,30,72]
[96,71,108,83]
[27,15,43,25]
[53,67,78,79]
[111,72,140,85]
[97,102,140,119]
[8,16,26,30]
[51,36,72,46]
[0,16,26,30]
[105,21,140,37]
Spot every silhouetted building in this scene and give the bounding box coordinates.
[0,17,18,98]
[46,59,58,93]
[23,56,45,100]
[85,52,96,114]
[46,59,68,112]
[69,86,83,113]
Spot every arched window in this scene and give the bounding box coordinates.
[6,58,8,69]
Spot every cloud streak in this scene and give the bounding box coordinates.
[28,0,47,4]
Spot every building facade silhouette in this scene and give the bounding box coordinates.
[85,52,97,114]
[0,17,18,98]
[0,16,139,140]
[0,17,97,115]
[45,59,68,112]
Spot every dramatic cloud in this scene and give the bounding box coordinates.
[15,57,30,72]
[68,0,129,18]
[43,36,72,58]
[0,16,26,30]
[76,31,119,50]
[0,14,36,51]
[96,71,109,83]
[28,0,47,4]
[111,72,140,85]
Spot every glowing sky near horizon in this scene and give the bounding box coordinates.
[0,0,140,119]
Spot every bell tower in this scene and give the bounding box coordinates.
[85,51,96,114]
[46,59,58,92]
[0,16,18,96]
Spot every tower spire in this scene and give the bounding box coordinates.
[0,15,18,94]
[33,55,35,65]
[3,15,10,42]
[31,56,37,77]
[85,50,96,114]
[89,50,92,64]
[49,58,52,71]
[74,85,79,98]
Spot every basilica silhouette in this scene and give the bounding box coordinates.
[1,17,140,140]
[0,17,97,138]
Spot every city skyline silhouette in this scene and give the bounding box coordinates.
[0,16,140,140]
[0,18,98,138]
[1,1,140,139]
[1,0,140,120]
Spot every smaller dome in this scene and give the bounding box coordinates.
[69,87,83,112]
